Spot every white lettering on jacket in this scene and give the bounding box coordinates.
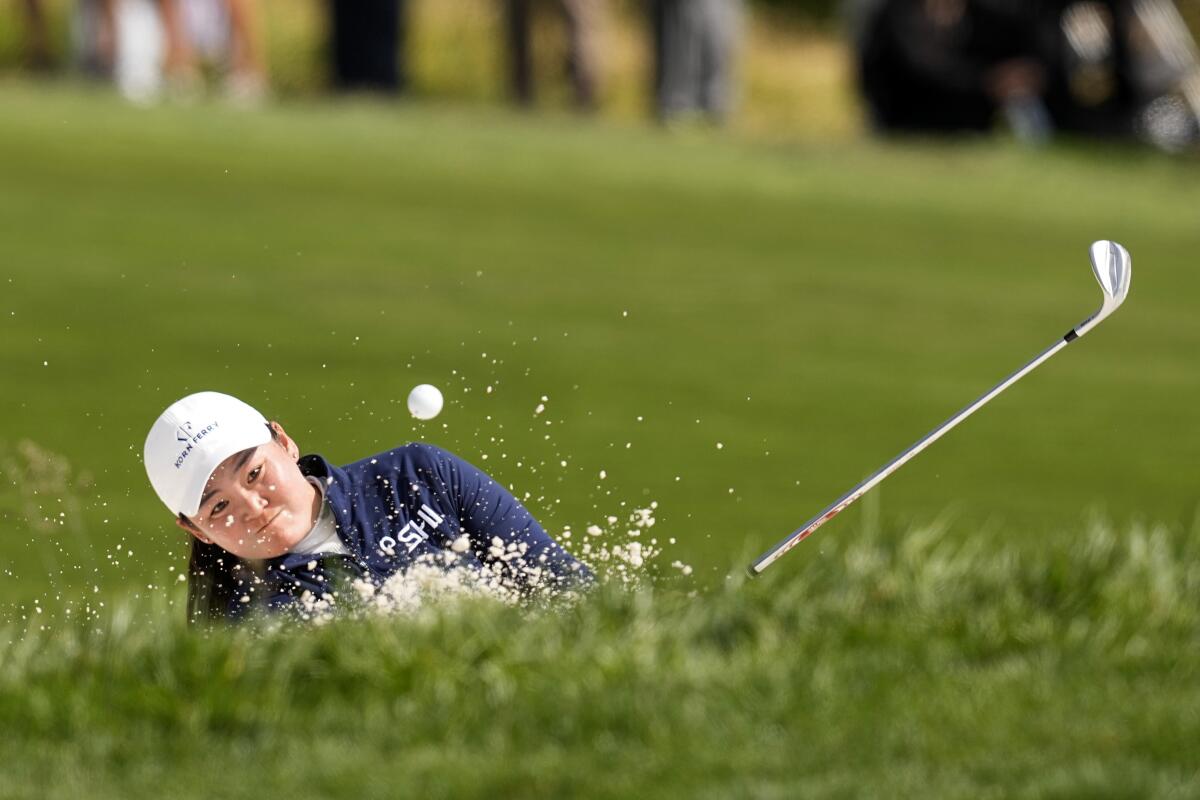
[379,504,445,556]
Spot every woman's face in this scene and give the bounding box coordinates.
[178,423,320,559]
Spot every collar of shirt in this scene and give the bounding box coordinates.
[287,476,348,557]
[270,453,358,572]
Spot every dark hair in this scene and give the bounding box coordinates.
[183,422,278,625]
[185,538,257,624]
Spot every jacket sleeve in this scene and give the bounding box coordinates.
[412,443,594,593]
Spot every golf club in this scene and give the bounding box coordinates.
[748,240,1132,576]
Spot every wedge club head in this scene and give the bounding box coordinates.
[1073,240,1132,339]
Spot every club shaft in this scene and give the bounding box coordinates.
[748,335,1072,575]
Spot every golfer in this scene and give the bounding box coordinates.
[144,391,593,622]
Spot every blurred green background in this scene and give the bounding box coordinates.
[0,77,1197,619]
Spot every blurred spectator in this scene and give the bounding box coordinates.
[1038,0,1139,137]
[328,0,406,92]
[851,0,1199,148]
[73,0,268,104]
[852,0,1048,137]
[179,0,269,103]
[1039,0,1200,148]
[503,0,604,110]
[73,0,165,100]
[649,0,742,123]
[19,0,54,71]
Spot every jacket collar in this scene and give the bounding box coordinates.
[269,453,360,571]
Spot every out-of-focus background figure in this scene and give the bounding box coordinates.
[328,0,405,93]
[71,0,267,104]
[848,0,1200,146]
[18,0,53,70]
[504,0,604,110]
[650,0,742,122]
[1040,0,1200,149]
[850,0,1048,137]
[189,0,268,102]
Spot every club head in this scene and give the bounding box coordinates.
[1073,240,1131,338]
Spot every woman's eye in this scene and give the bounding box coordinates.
[248,466,262,482]
[211,500,228,517]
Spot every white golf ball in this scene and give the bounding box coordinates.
[407,384,444,420]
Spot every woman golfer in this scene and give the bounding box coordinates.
[144,391,593,622]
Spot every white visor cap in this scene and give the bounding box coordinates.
[144,392,273,517]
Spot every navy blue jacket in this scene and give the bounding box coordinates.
[254,443,592,614]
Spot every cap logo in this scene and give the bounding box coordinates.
[172,420,221,469]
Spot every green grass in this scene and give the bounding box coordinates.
[2,516,1199,799]
[1,81,1198,616]
[0,81,1198,797]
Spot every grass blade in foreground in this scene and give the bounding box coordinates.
[749,240,1133,576]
